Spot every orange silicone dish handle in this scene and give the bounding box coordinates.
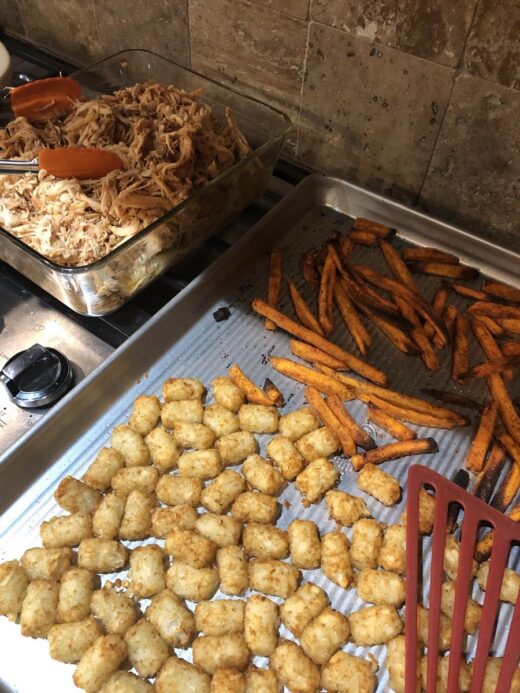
[39,148,123,180]
[11,76,81,120]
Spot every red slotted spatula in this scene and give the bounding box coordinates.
[405,465,520,693]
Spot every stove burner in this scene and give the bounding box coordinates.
[0,344,74,408]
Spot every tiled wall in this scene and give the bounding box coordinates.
[1,0,519,249]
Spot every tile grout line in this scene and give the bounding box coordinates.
[293,11,313,158]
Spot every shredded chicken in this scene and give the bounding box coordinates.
[0,81,252,266]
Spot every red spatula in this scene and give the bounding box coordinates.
[0,147,123,179]
[10,76,81,120]
[405,465,520,693]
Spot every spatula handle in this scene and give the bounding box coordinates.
[0,158,39,174]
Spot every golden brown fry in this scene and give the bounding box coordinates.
[450,284,488,300]
[462,355,520,380]
[333,280,371,356]
[469,301,520,320]
[305,387,356,457]
[288,280,323,336]
[503,342,520,357]
[229,364,273,406]
[270,357,354,400]
[474,314,504,336]
[351,438,438,471]
[251,299,388,386]
[472,442,507,504]
[402,247,460,264]
[265,247,283,331]
[379,240,416,291]
[443,304,458,337]
[464,401,498,472]
[349,230,378,246]
[492,463,520,512]
[366,393,468,429]
[394,296,421,328]
[367,406,417,441]
[471,317,513,381]
[419,388,482,412]
[425,284,451,345]
[327,394,376,450]
[451,313,469,383]
[409,261,479,280]
[301,251,319,287]
[359,306,419,356]
[498,318,520,335]
[352,217,393,238]
[411,327,439,371]
[318,249,336,335]
[482,280,520,304]
[263,378,284,407]
[290,340,345,370]
[488,374,520,446]
[476,503,520,561]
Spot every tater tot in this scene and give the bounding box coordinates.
[320,531,353,589]
[477,560,520,604]
[163,377,205,402]
[147,588,195,647]
[82,447,125,491]
[266,435,304,480]
[21,547,72,581]
[232,491,279,524]
[288,520,321,569]
[55,476,102,514]
[145,427,179,472]
[378,524,406,574]
[78,538,127,573]
[270,640,320,693]
[242,523,289,560]
[129,395,161,435]
[386,635,406,693]
[129,545,165,598]
[420,656,472,693]
[242,455,285,495]
[156,473,202,506]
[244,594,279,656]
[417,605,452,651]
[325,489,370,526]
[482,658,520,693]
[48,617,101,663]
[351,518,383,569]
[166,562,219,602]
[20,579,59,637]
[111,466,159,498]
[440,580,482,634]
[212,376,245,412]
[193,633,250,674]
[211,669,246,693]
[280,582,328,637]
[195,513,242,547]
[0,560,28,616]
[91,587,137,634]
[40,512,92,548]
[401,488,436,534]
[444,535,477,581]
[119,489,154,540]
[156,656,210,693]
[300,607,350,665]
[178,449,222,479]
[102,671,154,693]
[201,469,246,513]
[356,568,406,607]
[57,567,96,623]
[349,605,403,645]
[279,407,319,441]
[321,651,377,693]
[248,559,300,598]
[165,526,217,568]
[246,667,281,693]
[195,599,245,635]
[111,423,150,467]
[216,430,259,466]
[295,457,339,503]
[174,422,216,450]
[238,404,279,434]
[124,618,169,677]
[357,463,401,506]
[92,493,125,540]
[162,399,204,427]
[203,404,240,437]
[73,634,127,693]
[295,426,339,463]
[151,505,198,536]
[217,546,249,595]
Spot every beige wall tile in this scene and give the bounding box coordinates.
[312,0,478,68]
[248,0,310,20]
[297,22,453,202]
[420,74,520,251]
[464,0,520,91]
[0,0,25,37]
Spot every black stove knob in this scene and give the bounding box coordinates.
[0,344,74,409]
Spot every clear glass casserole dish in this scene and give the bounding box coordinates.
[0,50,291,315]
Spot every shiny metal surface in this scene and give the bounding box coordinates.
[0,174,518,691]
[0,157,39,174]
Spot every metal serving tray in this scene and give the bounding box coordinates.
[1,175,519,692]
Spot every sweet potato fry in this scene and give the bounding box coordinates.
[469,301,520,320]
[340,236,353,259]
[408,261,479,280]
[464,401,498,472]
[301,251,319,287]
[451,313,469,383]
[473,314,503,336]
[411,327,439,371]
[461,355,520,380]
[379,239,416,291]
[288,280,323,335]
[492,463,520,513]
[305,387,356,456]
[450,284,488,300]
[327,394,375,450]
[318,249,336,335]
[289,340,345,370]
[270,357,354,400]
[352,217,393,238]
[494,426,520,467]
[229,364,273,405]
[472,442,507,503]
[341,272,400,318]
[476,503,520,562]
[443,304,458,336]
[366,393,468,429]
[349,230,378,246]
[482,280,520,304]
[487,374,520,446]
[498,318,520,335]
[402,247,460,264]
[419,388,482,412]
[395,296,421,327]
[425,284,451,345]
[252,299,388,385]
[263,378,284,407]
[265,247,283,330]
[351,437,438,471]
[333,280,371,356]
[367,405,416,441]
[359,305,419,355]
[471,317,513,381]
[503,342,520,357]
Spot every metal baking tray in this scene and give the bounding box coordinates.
[1,174,519,692]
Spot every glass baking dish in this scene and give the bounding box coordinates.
[0,50,291,315]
